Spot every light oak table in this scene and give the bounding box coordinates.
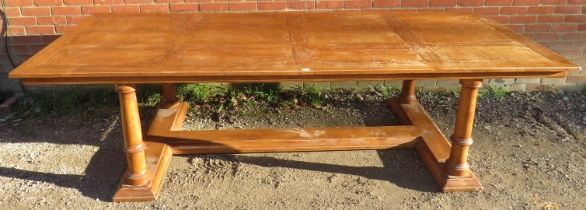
[9,12,579,202]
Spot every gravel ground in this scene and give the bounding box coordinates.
[0,89,585,209]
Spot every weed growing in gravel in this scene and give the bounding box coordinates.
[486,85,511,101]
[177,84,222,104]
[374,85,400,98]
[296,84,325,108]
[15,88,118,117]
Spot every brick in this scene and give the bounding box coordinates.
[374,0,400,7]
[5,0,34,6]
[569,0,586,3]
[579,24,586,30]
[258,2,287,10]
[155,0,182,2]
[52,6,82,15]
[485,0,512,6]
[552,23,578,31]
[4,8,21,16]
[316,1,344,9]
[537,15,564,23]
[526,24,552,31]
[25,25,55,34]
[228,2,257,11]
[501,7,528,15]
[55,25,76,33]
[565,15,586,22]
[429,0,456,7]
[457,0,483,6]
[473,7,500,15]
[288,1,316,9]
[512,0,539,5]
[527,6,555,14]
[555,6,581,14]
[125,0,152,3]
[170,3,199,12]
[82,5,111,14]
[94,0,124,4]
[506,24,525,32]
[141,4,170,13]
[64,0,93,5]
[8,17,37,26]
[199,3,228,11]
[7,26,26,36]
[526,32,560,41]
[66,15,86,24]
[345,0,372,8]
[417,8,445,12]
[348,0,373,9]
[402,0,429,7]
[184,0,211,2]
[561,32,586,41]
[447,8,473,13]
[111,5,141,13]
[486,15,510,23]
[21,7,51,16]
[33,0,62,6]
[510,15,536,23]
[540,0,567,4]
[37,16,67,24]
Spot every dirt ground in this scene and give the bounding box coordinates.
[0,89,585,209]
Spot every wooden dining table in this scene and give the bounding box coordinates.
[9,12,579,202]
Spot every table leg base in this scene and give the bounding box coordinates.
[389,99,483,192]
[113,142,173,202]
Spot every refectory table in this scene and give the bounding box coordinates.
[9,12,579,202]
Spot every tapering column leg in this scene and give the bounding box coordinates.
[446,79,482,177]
[116,84,150,186]
[160,84,179,109]
[399,80,416,104]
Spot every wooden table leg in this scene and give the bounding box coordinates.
[116,85,149,186]
[113,84,173,202]
[160,84,179,109]
[399,80,416,104]
[446,79,482,177]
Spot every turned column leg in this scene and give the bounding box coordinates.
[399,80,416,104]
[446,79,482,177]
[116,84,150,186]
[160,84,178,109]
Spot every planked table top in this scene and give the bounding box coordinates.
[9,12,580,84]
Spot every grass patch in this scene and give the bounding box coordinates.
[479,85,512,101]
[15,88,118,117]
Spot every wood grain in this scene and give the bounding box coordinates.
[9,12,579,84]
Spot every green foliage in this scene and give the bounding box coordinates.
[375,85,400,97]
[15,88,117,116]
[297,84,325,107]
[478,85,512,101]
[229,83,282,105]
[177,84,221,104]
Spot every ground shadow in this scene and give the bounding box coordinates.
[0,127,127,201]
[198,148,438,192]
